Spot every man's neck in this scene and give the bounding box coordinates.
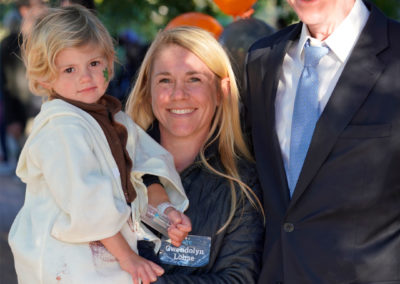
[307,1,356,41]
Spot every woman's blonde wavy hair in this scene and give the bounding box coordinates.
[21,4,115,97]
[125,26,264,232]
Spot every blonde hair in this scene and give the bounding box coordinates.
[125,26,264,232]
[21,4,115,97]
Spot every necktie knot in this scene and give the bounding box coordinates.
[304,40,329,67]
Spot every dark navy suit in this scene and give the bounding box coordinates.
[244,1,400,283]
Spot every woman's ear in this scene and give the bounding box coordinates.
[219,77,231,105]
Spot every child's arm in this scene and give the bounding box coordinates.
[147,183,192,247]
[100,232,164,284]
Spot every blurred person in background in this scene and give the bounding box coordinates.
[59,0,95,10]
[0,0,47,169]
[108,29,149,105]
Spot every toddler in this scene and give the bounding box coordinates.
[8,5,191,284]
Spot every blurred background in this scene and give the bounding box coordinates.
[0,1,399,283]
[1,0,399,104]
[2,0,398,41]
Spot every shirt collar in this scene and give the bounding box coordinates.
[296,0,370,63]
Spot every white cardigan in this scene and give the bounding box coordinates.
[9,99,188,284]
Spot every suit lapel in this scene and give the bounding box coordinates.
[260,24,302,207]
[289,4,388,205]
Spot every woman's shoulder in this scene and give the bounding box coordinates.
[236,158,258,185]
[205,155,261,200]
[200,150,259,187]
[236,157,256,172]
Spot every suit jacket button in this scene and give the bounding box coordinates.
[283,222,294,232]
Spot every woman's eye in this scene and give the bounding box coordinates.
[64,67,74,73]
[189,77,201,82]
[159,78,170,83]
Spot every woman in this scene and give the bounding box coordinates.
[125,26,264,283]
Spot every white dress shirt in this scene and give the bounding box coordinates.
[275,0,370,175]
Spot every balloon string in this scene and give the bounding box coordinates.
[235,8,255,20]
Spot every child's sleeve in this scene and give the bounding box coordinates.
[27,118,131,243]
[117,112,189,213]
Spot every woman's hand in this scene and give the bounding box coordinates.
[165,208,192,247]
[119,252,164,284]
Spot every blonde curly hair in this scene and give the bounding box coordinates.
[21,4,115,97]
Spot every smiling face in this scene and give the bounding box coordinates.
[150,44,220,144]
[44,44,110,104]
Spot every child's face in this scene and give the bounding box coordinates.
[47,44,111,104]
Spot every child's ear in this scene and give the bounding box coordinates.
[38,80,52,90]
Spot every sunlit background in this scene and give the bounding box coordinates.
[1,0,399,42]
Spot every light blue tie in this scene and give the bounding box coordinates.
[288,40,329,195]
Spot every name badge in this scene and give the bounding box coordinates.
[158,235,211,267]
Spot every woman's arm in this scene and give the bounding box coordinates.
[156,179,265,284]
[147,183,192,247]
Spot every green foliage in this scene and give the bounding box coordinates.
[1,0,399,42]
[370,0,400,20]
[94,0,225,42]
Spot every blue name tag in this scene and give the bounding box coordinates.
[158,235,211,267]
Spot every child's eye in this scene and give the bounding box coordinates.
[64,67,74,73]
[90,60,101,67]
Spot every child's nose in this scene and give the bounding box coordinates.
[80,68,92,83]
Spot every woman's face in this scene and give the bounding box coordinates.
[150,44,220,144]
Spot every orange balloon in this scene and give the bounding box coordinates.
[214,0,257,17]
[166,12,223,39]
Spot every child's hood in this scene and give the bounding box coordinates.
[16,99,94,182]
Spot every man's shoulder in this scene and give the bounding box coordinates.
[387,17,400,34]
[249,23,299,53]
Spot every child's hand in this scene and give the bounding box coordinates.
[165,208,192,247]
[119,253,164,284]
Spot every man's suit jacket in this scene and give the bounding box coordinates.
[244,1,400,283]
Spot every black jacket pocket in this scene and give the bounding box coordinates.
[340,124,391,139]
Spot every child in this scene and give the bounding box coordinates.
[8,5,191,284]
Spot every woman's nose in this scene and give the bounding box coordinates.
[171,80,187,100]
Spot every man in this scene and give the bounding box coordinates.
[244,0,400,283]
